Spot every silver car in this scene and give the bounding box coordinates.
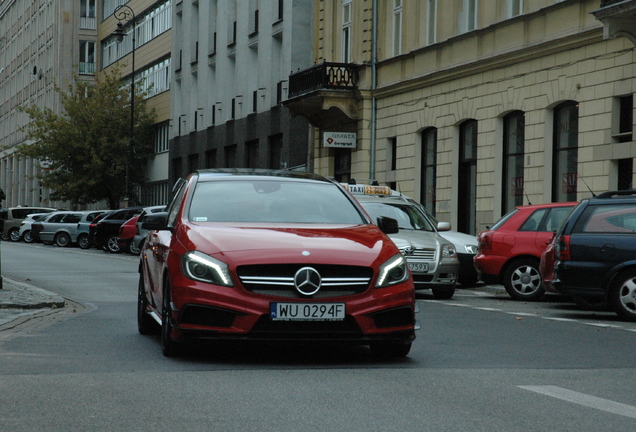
[35,210,103,247]
[354,193,460,299]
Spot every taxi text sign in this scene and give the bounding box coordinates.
[324,132,357,149]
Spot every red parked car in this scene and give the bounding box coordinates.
[117,215,141,254]
[474,202,576,301]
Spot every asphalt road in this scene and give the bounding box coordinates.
[1,241,635,431]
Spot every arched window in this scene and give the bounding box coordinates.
[553,101,578,202]
[502,111,525,213]
[420,128,437,215]
[458,119,477,234]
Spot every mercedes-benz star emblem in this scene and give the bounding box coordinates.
[294,267,322,296]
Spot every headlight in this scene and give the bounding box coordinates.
[376,254,410,288]
[464,244,478,254]
[182,251,233,286]
[441,244,457,259]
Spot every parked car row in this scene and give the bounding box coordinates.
[475,191,636,322]
[7,206,166,255]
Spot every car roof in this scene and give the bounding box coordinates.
[514,202,577,211]
[588,190,636,204]
[194,168,335,184]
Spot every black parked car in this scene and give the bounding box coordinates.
[548,191,636,321]
[93,207,144,253]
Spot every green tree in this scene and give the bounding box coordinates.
[16,66,156,209]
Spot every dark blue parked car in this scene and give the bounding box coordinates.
[549,191,636,321]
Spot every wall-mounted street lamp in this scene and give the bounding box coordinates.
[111,5,136,205]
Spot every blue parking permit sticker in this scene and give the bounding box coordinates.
[270,303,278,319]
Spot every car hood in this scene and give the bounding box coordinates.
[438,230,478,249]
[180,223,394,267]
[387,229,443,249]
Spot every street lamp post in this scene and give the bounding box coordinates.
[111,5,136,206]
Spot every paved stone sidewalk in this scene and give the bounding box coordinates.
[0,277,66,328]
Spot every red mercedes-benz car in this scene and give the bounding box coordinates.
[138,169,417,357]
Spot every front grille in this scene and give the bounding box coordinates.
[400,247,436,260]
[237,264,373,298]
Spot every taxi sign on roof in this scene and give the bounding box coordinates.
[343,184,392,196]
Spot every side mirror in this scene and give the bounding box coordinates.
[142,212,170,231]
[437,221,451,232]
[377,216,399,235]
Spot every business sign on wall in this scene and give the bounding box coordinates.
[323,132,357,149]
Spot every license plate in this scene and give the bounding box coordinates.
[270,303,346,321]
[408,262,429,272]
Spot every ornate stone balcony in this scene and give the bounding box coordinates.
[592,0,636,45]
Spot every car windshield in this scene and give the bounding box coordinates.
[188,179,367,224]
[361,202,435,232]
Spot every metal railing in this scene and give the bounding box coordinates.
[288,62,358,98]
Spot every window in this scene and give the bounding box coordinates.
[502,111,525,214]
[342,0,352,62]
[269,134,283,169]
[79,41,95,75]
[393,0,403,56]
[506,0,523,18]
[225,145,237,168]
[277,0,284,22]
[617,158,633,190]
[461,0,478,33]
[421,128,437,216]
[188,154,199,173]
[80,0,96,29]
[153,121,170,153]
[552,101,579,202]
[246,139,259,168]
[458,119,478,234]
[427,0,437,45]
[615,95,633,143]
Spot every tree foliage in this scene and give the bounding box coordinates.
[17,66,156,209]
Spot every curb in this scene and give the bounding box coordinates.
[0,277,66,309]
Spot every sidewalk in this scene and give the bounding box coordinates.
[0,277,66,327]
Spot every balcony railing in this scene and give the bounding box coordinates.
[288,62,358,99]
[79,62,95,75]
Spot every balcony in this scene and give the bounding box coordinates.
[592,0,636,45]
[284,63,360,129]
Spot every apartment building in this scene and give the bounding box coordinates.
[286,0,636,235]
[98,0,172,206]
[169,0,314,183]
[0,0,98,208]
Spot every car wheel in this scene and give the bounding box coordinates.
[22,230,33,243]
[77,233,90,249]
[432,287,455,300]
[610,269,636,322]
[106,235,120,253]
[129,239,141,255]
[161,278,182,357]
[9,228,20,242]
[138,275,158,335]
[55,232,71,247]
[370,342,412,358]
[502,258,544,301]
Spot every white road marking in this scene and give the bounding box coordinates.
[519,386,636,419]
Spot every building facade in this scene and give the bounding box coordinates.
[0,0,98,208]
[286,0,636,235]
[169,0,314,183]
[98,0,172,206]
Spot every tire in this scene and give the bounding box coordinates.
[138,275,158,335]
[610,269,636,322]
[106,235,120,253]
[371,342,412,358]
[161,278,182,357]
[77,233,90,249]
[432,287,455,300]
[55,232,71,247]
[129,239,141,255]
[502,258,544,301]
[22,230,33,243]
[9,228,20,242]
